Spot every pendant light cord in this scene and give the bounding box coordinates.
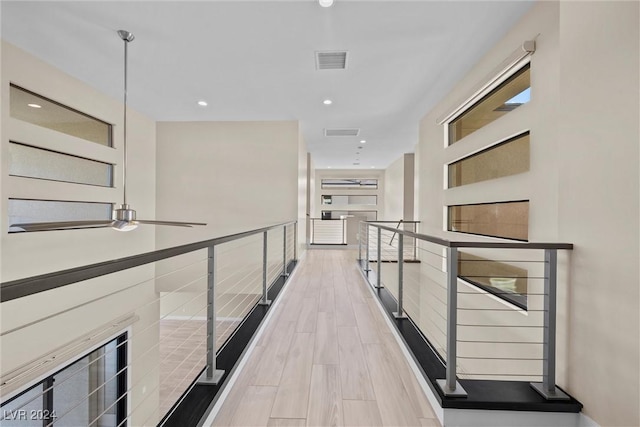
[122,36,129,206]
[118,30,134,207]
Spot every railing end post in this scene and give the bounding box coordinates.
[436,379,468,397]
[197,369,225,386]
[530,382,570,400]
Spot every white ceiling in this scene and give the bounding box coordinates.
[1,1,532,169]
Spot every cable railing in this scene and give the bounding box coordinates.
[357,221,573,401]
[309,218,347,245]
[0,221,297,426]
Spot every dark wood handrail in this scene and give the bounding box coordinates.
[365,222,573,250]
[1,221,297,303]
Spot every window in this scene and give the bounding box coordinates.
[321,210,377,221]
[321,179,378,189]
[448,201,529,241]
[9,142,114,187]
[458,252,528,309]
[8,199,113,233]
[10,85,112,147]
[448,64,530,145]
[0,334,127,427]
[448,132,530,188]
[321,195,377,205]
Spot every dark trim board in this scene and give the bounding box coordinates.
[160,260,297,427]
[361,264,583,414]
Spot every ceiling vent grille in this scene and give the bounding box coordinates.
[324,128,360,137]
[316,51,348,70]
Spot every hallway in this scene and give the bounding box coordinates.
[209,249,440,427]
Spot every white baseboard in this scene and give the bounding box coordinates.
[444,409,599,427]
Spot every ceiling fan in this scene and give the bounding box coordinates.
[11,30,206,232]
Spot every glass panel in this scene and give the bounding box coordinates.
[320,210,377,220]
[321,178,378,189]
[52,340,120,426]
[448,133,529,188]
[458,251,528,309]
[347,195,377,205]
[10,85,112,146]
[0,336,123,427]
[449,64,530,145]
[321,195,377,205]
[9,142,113,187]
[0,384,43,427]
[8,199,112,233]
[448,201,529,241]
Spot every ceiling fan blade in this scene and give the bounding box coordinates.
[10,220,114,232]
[137,219,207,227]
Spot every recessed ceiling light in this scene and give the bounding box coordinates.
[328,166,332,169]
[323,99,333,105]
[319,0,334,7]
[197,100,208,107]
[360,140,366,144]
[370,166,375,169]
[28,103,42,108]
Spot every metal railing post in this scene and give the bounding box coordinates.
[197,245,225,385]
[393,233,407,319]
[293,222,298,261]
[437,247,467,396]
[282,226,289,278]
[259,231,272,306]
[376,227,383,289]
[310,219,314,245]
[358,222,363,263]
[531,249,569,400]
[365,224,371,272]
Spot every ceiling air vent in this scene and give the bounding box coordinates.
[324,128,360,137]
[316,51,348,70]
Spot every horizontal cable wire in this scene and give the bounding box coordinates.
[50,311,209,427]
[2,292,209,418]
[6,227,292,422]
[459,259,545,264]
[216,264,263,293]
[0,257,207,337]
[216,234,262,253]
[457,291,547,296]
[458,308,543,313]
[459,275,546,279]
[457,356,543,361]
[405,279,447,307]
[458,339,543,344]
[404,259,446,275]
[404,275,449,306]
[415,245,446,259]
[457,324,543,328]
[0,271,209,403]
[459,373,543,377]
[217,279,262,317]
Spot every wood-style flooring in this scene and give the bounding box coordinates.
[211,249,440,427]
[159,318,239,418]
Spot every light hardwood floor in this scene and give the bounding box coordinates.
[211,249,440,427]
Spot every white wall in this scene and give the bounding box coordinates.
[0,41,159,425]
[384,156,405,222]
[154,121,301,343]
[383,153,415,222]
[416,2,639,425]
[155,120,299,249]
[557,2,639,425]
[298,131,308,257]
[307,154,315,245]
